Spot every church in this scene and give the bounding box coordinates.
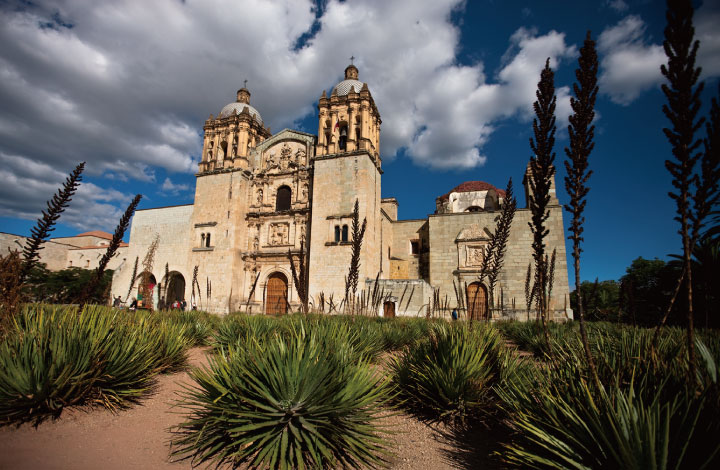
[111,64,572,320]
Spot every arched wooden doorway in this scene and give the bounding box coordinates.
[265,272,288,315]
[383,301,396,318]
[466,282,488,321]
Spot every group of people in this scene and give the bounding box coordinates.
[112,295,192,311]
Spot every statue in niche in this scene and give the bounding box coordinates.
[299,223,306,245]
[301,182,309,201]
[253,234,259,251]
[256,188,263,206]
[466,245,485,267]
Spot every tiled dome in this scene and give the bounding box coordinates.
[332,79,364,96]
[218,102,263,123]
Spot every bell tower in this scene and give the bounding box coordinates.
[308,63,384,302]
[316,64,381,164]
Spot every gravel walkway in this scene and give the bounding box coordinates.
[0,347,505,469]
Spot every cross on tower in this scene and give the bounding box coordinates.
[243,79,248,88]
[349,55,355,65]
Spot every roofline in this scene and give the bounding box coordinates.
[135,203,194,212]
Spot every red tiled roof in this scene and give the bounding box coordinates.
[75,231,114,240]
[437,181,499,202]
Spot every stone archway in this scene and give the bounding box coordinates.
[466,282,488,321]
[165,271,186,306]
[265,272,288,315]
[135,272,157,309]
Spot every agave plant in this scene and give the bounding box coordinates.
[391,323,515,422]
[499,333,720,469]
[172,330,393,469]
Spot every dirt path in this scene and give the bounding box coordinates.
[0,348,502,470]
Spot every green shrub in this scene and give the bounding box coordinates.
[172,329,392,469]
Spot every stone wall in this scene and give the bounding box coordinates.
[388,219,427,279]
[426,205,571,321]
[364,278,433,317]
[307,151,382,304]
[111,204,194,306]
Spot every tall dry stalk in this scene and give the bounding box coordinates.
[528,59,557,358]
[486,178,517,308]
[661,0,706,381]
[79,194,142,307]
[564,31,601,390]
[288,240,309,314]
[125,256,139,302]
[344,199,367,311]
[138,235,159,307]
[21,162,85,282]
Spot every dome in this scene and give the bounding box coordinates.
[218,102,263,123]
[332,79,365,96]
[437,181,499,202]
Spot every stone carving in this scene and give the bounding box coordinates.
[269,223,289,246]
[266,152,278,170]
[466,245,485,267]
[457,223,490,241]
[296,148,306,165]
[301,182,309,201]
[253,235,259,251]
[256,188,263,205]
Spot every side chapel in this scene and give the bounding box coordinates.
[112,64,572,320]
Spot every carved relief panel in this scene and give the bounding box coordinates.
[269,223,290,246]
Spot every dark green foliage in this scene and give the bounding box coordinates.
[172,328,392,469]
[621,257,680,325]
[24,265,114,305]
[570,279,621,320]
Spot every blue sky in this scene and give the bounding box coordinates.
[0,0,718,283]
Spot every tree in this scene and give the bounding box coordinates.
[564,31,601,389]
[528,59,557,357]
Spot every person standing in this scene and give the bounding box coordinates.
[451,307,458,321]
[181,299,187,311]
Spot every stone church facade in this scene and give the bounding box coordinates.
[112,65,572,320]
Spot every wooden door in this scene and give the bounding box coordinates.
[266,273,288,315]
[383,301,396,318]
[466,282,488,321]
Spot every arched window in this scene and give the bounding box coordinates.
[342,225,349,242]
[276,186,291,211]
[334,225,341,242]
[205,233,211,247]
[201,233,206,246]
[339,125,348,150]
[465,206,482,212]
